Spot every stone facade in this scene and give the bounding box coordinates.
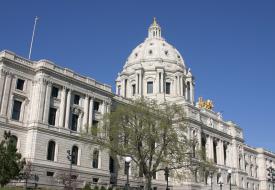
[0,19,274,190]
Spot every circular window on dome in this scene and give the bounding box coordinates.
[162,43,166,46]
[149,50,153,55]
[150,43,154,46]
[177,55,181,59]
[165,50,168,56]
[135,53,138,57]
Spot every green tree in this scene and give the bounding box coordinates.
[0,131,25,187]
[92,98,209,190]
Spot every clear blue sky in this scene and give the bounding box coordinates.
[0,0,274,151]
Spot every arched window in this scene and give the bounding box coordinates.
[92,149,99,168]
[10,135,18,148]
[71,146,78,165]
[47,141,56,161]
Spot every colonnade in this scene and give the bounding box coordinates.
[0,70,14,117]
[117,70,194,103]
[203,135,232,167]
[29,76,110,133]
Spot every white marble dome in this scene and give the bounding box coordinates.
[124,38,185,69]
[122,18,185,73]
[116,18,194,104]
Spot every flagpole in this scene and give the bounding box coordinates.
[28,16,39,60]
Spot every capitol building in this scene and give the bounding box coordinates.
[0,19,274,190]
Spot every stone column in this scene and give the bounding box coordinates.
[135,73,139,95]
[106,101,111,113]
[88,97,94,132]
[182,78,186,98]
[82,95,89,132]
[59,86,67,127]
[256,148,267,190]
[102,100,107,115]
[190,80,195,104]
[78,112,83,133]
[178,75,181,96]
[38,79,47,122]
[0,72,12,116]
[64,89,71,129]
[124,79,128,98]
[209,137,214,160]
[29,81,38,121]
[226,143,231,167]
[43,81,52,124]
[140,71,144,95]
[0,70,7,114]
[220,140,225,165]
[179,76,182,96]
[21,99,28,123]
[156,72,160,93]
[206,136,210,159]
[161,72,164,93]
[175,76,178,96]
[185,81,188,100]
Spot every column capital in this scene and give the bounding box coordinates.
[37,77,48,85]
[0,69,8,76]
[46,80,53,86]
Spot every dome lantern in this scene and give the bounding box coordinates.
[148,17,162,39]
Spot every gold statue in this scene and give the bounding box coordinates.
[197,97,214,110]
[198,97,205,108]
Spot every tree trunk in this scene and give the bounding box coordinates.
[145,174,152,190]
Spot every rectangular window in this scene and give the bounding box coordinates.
[46,171,54,177]
[159,73,161,93]
[93,101,100,112]
[165,82,171,94]
[71,114,79,131]
[16,79,25,90]
[74,94,80,105]
[48,108,57,126]
[12,100,22,121]
[132,84,136,96]
[51,86,59,98]
[147,81,153,94]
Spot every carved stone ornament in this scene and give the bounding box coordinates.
[207,118,214,127]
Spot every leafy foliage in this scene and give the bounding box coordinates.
[0,131,25,187]
[82,183,92,190]
[94,98,204,189]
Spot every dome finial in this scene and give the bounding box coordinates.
[148,17,161,39]
[153,17,157,26]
